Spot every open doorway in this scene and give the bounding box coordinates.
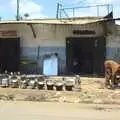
[0,38,20,73]
[66,37,106,76]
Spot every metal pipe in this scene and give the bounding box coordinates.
[56,3,60,19]
[63,4,111,10]
[73,8,75,17]
[107,4,110,14]
[16,0,20,21]
[97,5,99,17]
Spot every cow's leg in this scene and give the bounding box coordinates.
[105,75,110,87]
[105,68,112,87]
[110,75,118,89]
[112,74,119,88]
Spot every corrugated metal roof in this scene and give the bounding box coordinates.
[0,17,107,25]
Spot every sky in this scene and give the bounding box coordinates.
[0,0,120,20]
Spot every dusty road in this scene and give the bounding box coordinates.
[0,101,120,120]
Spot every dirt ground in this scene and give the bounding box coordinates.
[0,77,120,104]
[0,101,120,120]
[0,77,120,120]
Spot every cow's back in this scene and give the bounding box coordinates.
[104,60,120,75]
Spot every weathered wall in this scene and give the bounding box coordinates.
[106,23,120,63]
[0,22,104,74]
[19,23,104,74]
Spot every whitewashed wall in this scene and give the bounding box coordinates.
[15,23,104,46]
[0,22,104,74]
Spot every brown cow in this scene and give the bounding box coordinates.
[104,60,120,88]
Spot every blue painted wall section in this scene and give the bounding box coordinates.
[20,46,66,74]
[106,47,120,62]
[106,47,112,59]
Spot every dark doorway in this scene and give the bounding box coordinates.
[66,37,106,76]
[0,38,20,73]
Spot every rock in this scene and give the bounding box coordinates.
[0,100,4,102]
[55,92,61,96]
[74,98,80,103]
[93,99,103,104]
[114,91,120,94]
[58,96,66,103]
[83,99,93,103]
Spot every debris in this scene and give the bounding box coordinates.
[93,99,103,104]
[59,96,66,103]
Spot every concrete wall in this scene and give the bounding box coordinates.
[106,23,120,63]
[18,23,104,74]
[0,22,104,74]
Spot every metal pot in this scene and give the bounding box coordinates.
[55,81,63,91]
[28,79,37,89]
[10,77,19,88]
[65,85,73,91]
[65,79,74,91]
[46,80,54,90]
[37,81,44,90]
[1,77,9,87]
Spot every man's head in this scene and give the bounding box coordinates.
[54,53,58,56]
[5,70,8,74]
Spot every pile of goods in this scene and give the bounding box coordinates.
[0,71,81,91]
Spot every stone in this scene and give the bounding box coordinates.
[58,96,66,103]
[93,99,103,104]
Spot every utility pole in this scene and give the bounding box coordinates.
[56,3,60,19]
[16,0,20,21]
[56,3,63,19]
